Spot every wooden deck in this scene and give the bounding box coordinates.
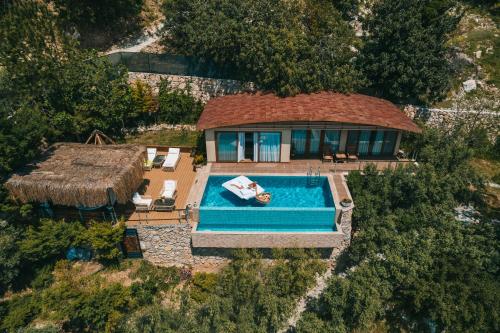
[211,158,414,174]
[126,151,196,226]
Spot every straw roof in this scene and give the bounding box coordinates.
[6,143,146,208]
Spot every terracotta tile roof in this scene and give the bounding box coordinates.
[197,92,421,133]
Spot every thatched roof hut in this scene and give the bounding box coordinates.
[6,143,146,208]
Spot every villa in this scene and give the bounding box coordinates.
[198,92,421,164]
[5,92,421,266]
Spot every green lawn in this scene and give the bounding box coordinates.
[124,129,201,147]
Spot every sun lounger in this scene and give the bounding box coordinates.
[160,180,177,199]
[132,192,153,211]
[222,176,264,200]
[162,148,181,171]
[144,148,157,171]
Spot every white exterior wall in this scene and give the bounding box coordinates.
[205,129,216,162]
[280,129,291,162]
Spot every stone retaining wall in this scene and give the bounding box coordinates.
[133,204,353,266]
[403,106,499,139]
[128,72,254,102]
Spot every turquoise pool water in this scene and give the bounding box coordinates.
[198,175,336,232]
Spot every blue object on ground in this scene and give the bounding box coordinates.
[66,247,92,261]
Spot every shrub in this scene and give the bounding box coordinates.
[19,219,85,265]
[78,221,125,264]
[190,272,218,303]
[157,79,203,124]
[130,79,157,118]
[130,261,181,305]
[0,294,40,332]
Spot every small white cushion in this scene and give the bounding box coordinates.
[168,147,180,155]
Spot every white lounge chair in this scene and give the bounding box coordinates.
[222,176,264,200]
[162,147,181,171]
[132,192,153,211]
[144,147,157,171]
[160,180,177,199]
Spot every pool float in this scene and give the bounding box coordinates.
[255,192,272,205]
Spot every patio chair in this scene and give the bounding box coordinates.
[322,147,334,163]
[160,180,177,199]
[132,192,153,211]
[162,147,181,171]
[347,153,358,162]
[144,148,157,171]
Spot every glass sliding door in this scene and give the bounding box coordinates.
[358,130,371,156]
[309,130,322,156]
[291,130,307,157]
[216,132,238,162]
[382,131,397,155]
[346,131,359,154]
[324,130,340,153]
[371,130,384,156]
[258,132,281,162]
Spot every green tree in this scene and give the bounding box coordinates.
[162,0,364,96]
[0,0,137,143]
[359,0,461,104]
[157,80,203,124]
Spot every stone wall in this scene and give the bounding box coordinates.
[403,106,499,139]
[128,72,254,102]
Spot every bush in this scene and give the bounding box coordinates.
[130,79,157,120]
[190,272,218,303]
[130,261,180,305]
[19,219,85,265]
[157,80,204,124]
[78,221,126,264]
[0,295,40,332]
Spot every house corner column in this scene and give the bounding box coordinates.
[339,130,348,152]
[280,129,291,162]
[205,129,216,162]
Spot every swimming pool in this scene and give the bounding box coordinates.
[198,175,336,232]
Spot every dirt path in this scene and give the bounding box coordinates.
[106,22,164,54]
[279,268,333,333]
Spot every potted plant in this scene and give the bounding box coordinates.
[340,198,352,208]
[193,154,206,170]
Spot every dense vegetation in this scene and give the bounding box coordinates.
[0,250,325,332]
[162,0,364,96]
[360,0,462,104]
[295,127,500,332]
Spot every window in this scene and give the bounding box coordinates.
[371,130,384,156]
[346,131,359,154]
[291,130,307,156]
[216,132,238,161]
[358,130,371,156]
[382,131,398,155]
[309,129,321,155]
[324,130,340,153]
